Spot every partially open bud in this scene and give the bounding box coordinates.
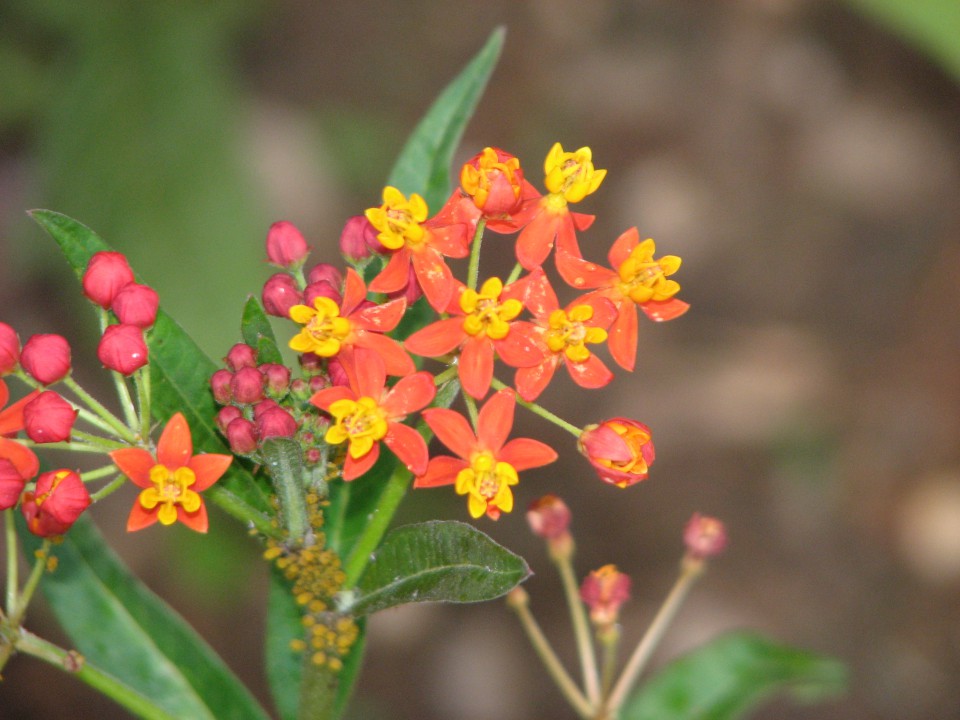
[262,273,303,318]
[111,283,159,328]
[23,391,78,443]
[97,324,148,375]
[579,418,655,488]
[21,468,91,537]
[580,564,631,629]
[460,147,525,216]
[0,458,26,510]
[0,322,20,375]
[20,334,72,385]
[266,221,311,268]
[683,513,727,560]
[82,251,134,308]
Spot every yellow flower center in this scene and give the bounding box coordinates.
[289,297,352,357]
[460,277,523,340]
[141,464,200,525]
[616,239,682,304]
[594,422,651,479]
[325,396,389,460]
[460,147,522,209]
[543,142,607,204]
[455,451,519,519]
[364,186,429,251]
[544,304,608,363]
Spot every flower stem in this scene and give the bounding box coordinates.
[505,261,523,285]
[507,588,593,719]
[90,476,127,503]
[81,465,122,483]
[598,626,621,700]
[70,430,128,452]
[135,365,151,441]
[63,376,137,444]
[554,551,601,706]
[490,378,582,437]
[466,218,487,291]
[602,556,705,715]
[10,540,50,626]
[4,509,16,616]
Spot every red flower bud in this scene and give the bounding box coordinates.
[22,391,78,443]
[0,458,25,510]
[304,280,342,307]
[225,343,257,372]
[216,405,242,434]
[262,273,303,318]
[579,418,655,488]
[307,263,343,289]
[526,494,572,540]
[210,369,233,404]
[226,417,258,454]
[111,283,159,328]
[256,405,297,440]
[252,398,279,418]
[21,468,91,537]
[580,564,631,628]
[20,334,72,385]
[338,215,381,261]
[0,322,20,375]
[82,251,135,308]
[266,221,311,268]
[259,363,291,396]
[683,513,727,560]
[97,324,148,375]
[230,367,265,404]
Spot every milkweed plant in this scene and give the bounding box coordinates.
[0,29,846,720]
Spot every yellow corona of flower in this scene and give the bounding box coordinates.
[325,397,389,460]
[543,142,607,205]
[364,186,429,251]
[616,238,682,304]
[455,451,520,519]
[288,297,352,356]
[544,305,608,363]
[460,277,523,339]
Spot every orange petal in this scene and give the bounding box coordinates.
[177,501,209,533]
[384,422,429,476]
[520,268,559,320]
[608,301,638,372]
[477,389,515,453]
[344,443,379,481]
[555,249,614,291]
[126,500,158,532]
[414,455,467,488]
[554,213,584,259]
[353,332,415,377]
[404,318,464,357]
[412,248,456,312]
[608,227,640,268]
[499,437,558,471]
[515,211,558,270]
[369,248,412,294]
[515,360,557,403]
[640,298,690,322]
[310,385,355,412]
[341,267,367,316]
[425,224,470,258]
[566,353,614,390]
[0,389,40,436]
[459,335,494,399]
[188,453,232,491]
[156,413,192,469]
[382,371,436,417]
[353,296,406,333]
[0,437,39,480]
[422,408,476,461]
[109,447,158,487]
[352,347,387,399]
[494,324,544,369]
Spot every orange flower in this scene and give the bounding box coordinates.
[450,147,542,233]
[288,267,414,376]
[110,413,231,532]
[404,276,543,399]
[557,227,688,371]
[415,389,557,520]
[579,417,655,488]
[364,186,470,312]
[0,378,40,483]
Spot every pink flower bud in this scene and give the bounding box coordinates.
[259,363,291,396]
[580,564,631,628]
[97,324,148,375]
[252,398,279,418]
[256,406,297,440]
[0,322,20,375]
[307,263,343,289]
[20,334,72,385]
[579,418,655,488]
[327,357,349,387]
[226,417,258,454]
[225,343,257,372]
[0,459,26,510]
[526,495,572,540]
[338,215,381,261]
[210,369,234,405]
[22,391,78,443]
[216,405,242,434]
[82,251,135,308]
[230,366,265,404]
[262,273,302,318]
[111,283,159,328]
[304,281,342,307]
[684,513,727,560]
[266,221,311,268]
[21,468,91,537]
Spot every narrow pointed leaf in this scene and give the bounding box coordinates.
[621,631,847,720]
[19,516,271,720]
[241,296,283,365]
[343,520,530,615]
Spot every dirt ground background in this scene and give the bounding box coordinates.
[2,1,959,718]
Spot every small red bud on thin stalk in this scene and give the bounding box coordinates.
[266,221,311,268]
[22,391,78,443]
[82,251,134,308]
[0,322,21,375]
[111,283,159,328]
[97,325,148,375]
[262,273,302,318]
[20,334,72,385]
[225,343,257,372]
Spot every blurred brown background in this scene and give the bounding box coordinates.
[2,1,959,718]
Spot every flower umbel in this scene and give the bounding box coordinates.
[110,412,231,532]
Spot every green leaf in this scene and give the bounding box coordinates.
[241,295,283,365]
[20,516,271,720]
[343,520,530,615]
[386,27,505,211]
[621,631,847,720]
[29,209,276,536]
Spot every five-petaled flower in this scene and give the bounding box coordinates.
[415,389,557,520]
[288,267,414,376]
[311,348,435,481]
[404,276,543,399]
[557,227,688,371]
[110,413,231,532]
[365,186,469,312]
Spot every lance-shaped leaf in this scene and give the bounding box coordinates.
[29,209,275,535]
[19,516,271,720]
[241,295,283,365]
[620,631,847,720]
[342,521,530,615]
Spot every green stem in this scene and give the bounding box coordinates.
[491,378,582,437]
[63,376,137,444]
[135,365,151,441]
[10,540,50,626]
[599,626,621,701]
[466,218,487,291]
[4,509,16,616]
[463,393,480,431]
[70,429,128,452]
[507,589,593,719]
[341,464,412,589]
[602,557,705,715]
[19,439,109,454]
[81,465,122,483]
[505,261,523,285]
[15,630,180,720]
[432,365,459,386]
[90,476,127,503]
[110,371,139,432]
[555,551,601,706]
